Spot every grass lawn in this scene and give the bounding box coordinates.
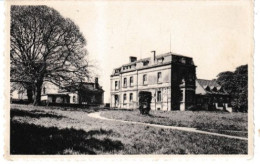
[101,110,248,137]
[10,104,248,155]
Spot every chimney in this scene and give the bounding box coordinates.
[129,56,137,63]
[94,77,99,88]
[151,51,156,64]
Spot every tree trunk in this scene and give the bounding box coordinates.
[27,88,33,103]
[33,81,43,106]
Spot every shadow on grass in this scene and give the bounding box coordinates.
[10,121,124,154]
[135,112,166,119]
[146,114,166,119]
[11,109,64,119]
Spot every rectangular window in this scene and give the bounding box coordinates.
[130,76,133,86]
[123,78,127,87]
[157,72,162,83]
[157,91,162,102]
[73,96,76,103]
[115,81,118,90]
[143,74,147,85]
[123,94,127,104]
[43,87,46,94]
[130,93,133,102]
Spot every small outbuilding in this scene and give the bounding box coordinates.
[195,79,232,112]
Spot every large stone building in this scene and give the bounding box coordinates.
[110,52,196,111]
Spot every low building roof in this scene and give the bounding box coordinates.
[196,79,229,95]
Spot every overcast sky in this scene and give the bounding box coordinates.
[44,0,253,103]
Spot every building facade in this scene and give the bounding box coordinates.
[110,52,196,111]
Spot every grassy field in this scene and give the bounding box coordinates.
[10,104,248,154]
[101,110,248,137]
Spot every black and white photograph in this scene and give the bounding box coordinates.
[4,0,254,157]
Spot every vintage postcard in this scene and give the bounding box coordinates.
[4,0,254,160]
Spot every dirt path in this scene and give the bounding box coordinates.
[88,112,248,141]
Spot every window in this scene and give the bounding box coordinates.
[43,87,46,94]
[123,78,127,87]
[130,93,133,102]
[130,76,133,86]
[114,95,119,105]
[157,91,161,102]
[157,72,162,83]
[123,94,127,104]
[143,74,147,85]
[73,96,76,103]
[115,81,118,90]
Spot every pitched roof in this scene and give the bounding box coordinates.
[61,82,104,93]
[196,79,228,95]
[196,79,220,88]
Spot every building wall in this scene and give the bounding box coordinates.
[171,63,196,110]
[110,53,196,111]
[111,64,172,111]
[137,64,171,111]
[11,89,28,100]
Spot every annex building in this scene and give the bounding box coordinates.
[11,78,104,106]
[110,52,196,111]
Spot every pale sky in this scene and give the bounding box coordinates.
[43,0,253,103]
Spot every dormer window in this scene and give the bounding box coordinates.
[115,69,120,73]
[158,57,164,63]
[143,61,149,66]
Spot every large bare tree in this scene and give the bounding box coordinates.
[11,5,90,105]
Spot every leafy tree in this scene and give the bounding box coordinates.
[216,65,248,112]
[10,5,90,105]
